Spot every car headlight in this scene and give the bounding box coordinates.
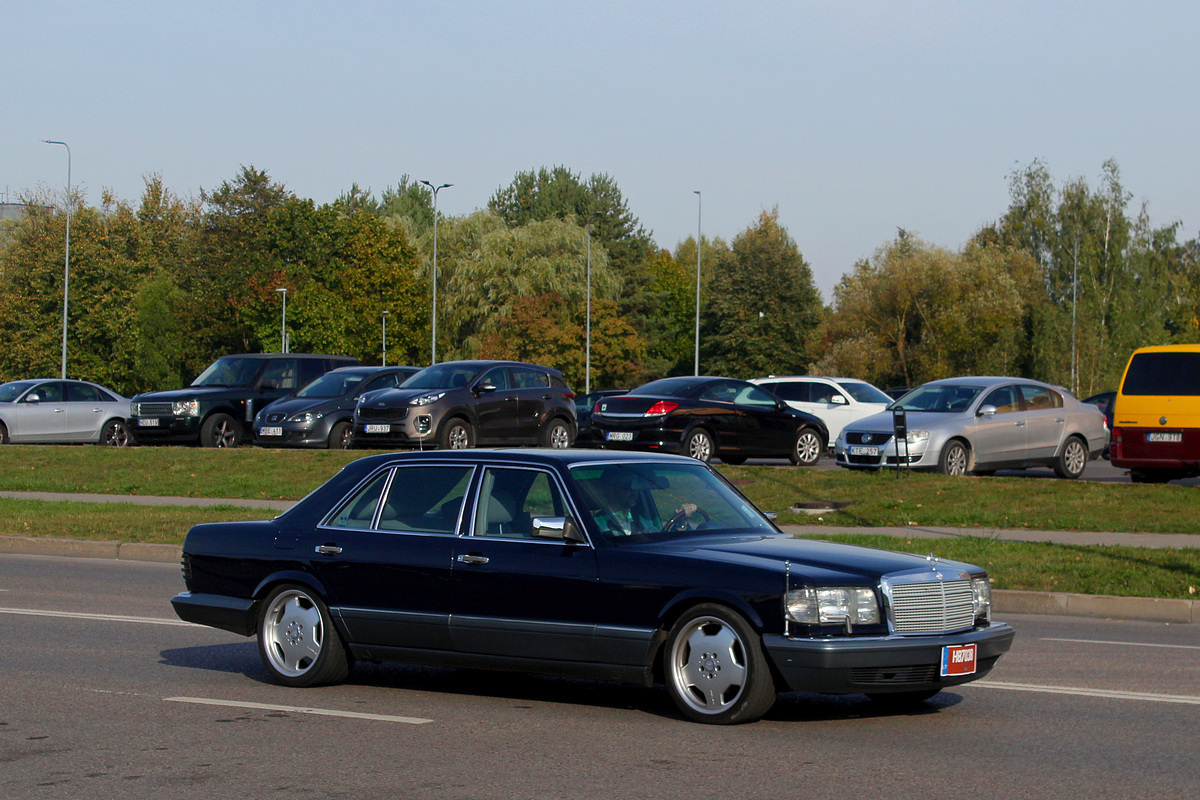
[905,429,930,443]
[173,399,200,417]
[785,587,880,627]
[411,391,446,406]
[289,411,322,425]
[972,576,993,622]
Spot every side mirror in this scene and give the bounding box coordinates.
[475,382,498,395]
[531,516,585,543]
[830,395,847,405]
[978,404,997,417]
[24,393,41,404]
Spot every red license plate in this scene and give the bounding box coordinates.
[941,644,977,676]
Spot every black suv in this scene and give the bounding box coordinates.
[130,353,359,447]
[352,360,576,449]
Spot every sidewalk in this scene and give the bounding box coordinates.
[2,491,1198,623]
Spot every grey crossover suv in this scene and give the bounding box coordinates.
[351,360,577,449]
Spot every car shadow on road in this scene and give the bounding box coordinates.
[160,642,962,723]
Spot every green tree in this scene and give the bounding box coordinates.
[701,210,823,378]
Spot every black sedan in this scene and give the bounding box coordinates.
[253,366,420,449]
[590,376,829,465]
[172,449,1014,724]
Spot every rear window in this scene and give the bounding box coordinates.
[1122,353,1200,396]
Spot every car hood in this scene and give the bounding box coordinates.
[844,408,970,434]
[261,396,345,416]
[134,385,255,402]
[641,532,978,583]
[360,387,456,407]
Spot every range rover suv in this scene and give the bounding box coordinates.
[352,360,576,450]
[130,353,359,447]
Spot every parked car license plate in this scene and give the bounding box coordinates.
[606,431,634,442]
[364,424,391,434]
[137,418,160,427]
[1147,431,1182,443]
[260,426,283,437]
[940,643,977,676]
[849,445,879,456]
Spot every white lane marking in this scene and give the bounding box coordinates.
[975,681,1200,705]
[165,696,433,725]
[0,606,193,626]
[1041,637,1200,651]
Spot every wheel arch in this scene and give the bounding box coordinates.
[941,435,975,471]
[648,590,769,681]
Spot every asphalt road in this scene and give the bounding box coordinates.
[3,554,1198,799]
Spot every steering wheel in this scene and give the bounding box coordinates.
[662,505,714,532]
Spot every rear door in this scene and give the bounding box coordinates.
[1019,384,1067,460]
[63,381,108,441]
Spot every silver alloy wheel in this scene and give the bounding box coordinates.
[667,615,749,717]
[261,588,326,679]
[101,420,129,447]
[446,422,471,449]
[940,441,969,476]
[686,430,713,461]
[792,429,822,466]
[1057,437,1087,478]
[547,421,571,449]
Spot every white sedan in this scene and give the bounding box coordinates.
[0,379,132,445]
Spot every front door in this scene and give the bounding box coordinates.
[971,385,1027,466]
[472,366,521,444]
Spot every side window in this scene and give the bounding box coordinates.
[733,384,779,408]
[511,368,549,389]
[378,466,474,534]
[29,382,63,403]
[66,383,101,402]
[809,382,839,404]
[327,471,392,530]
[981,386,1020,414]
[768,382,809,402]
[299,359,326,388]
[480,367,511,390]
[699,381,738,403]
[1020,385,1061,410]
[262,359,299,390]
[473,468,565,539]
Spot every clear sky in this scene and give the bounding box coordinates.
[5,1,1196,300]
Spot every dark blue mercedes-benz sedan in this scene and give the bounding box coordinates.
[172,448,1014,724]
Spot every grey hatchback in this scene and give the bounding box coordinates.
[351,360,577,450]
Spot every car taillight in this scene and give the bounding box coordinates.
[645,401,679,416]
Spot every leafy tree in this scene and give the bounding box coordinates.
[379,175,435,231]
[701,209,823,378]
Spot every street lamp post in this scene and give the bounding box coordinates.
[420,180,452,365]
[43,140,71,379]
[382,310,390,366]
[693,190,702,376]
[275,288,288,353]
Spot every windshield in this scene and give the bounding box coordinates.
[838,381,892,404]
[0,380,38,402]
[570,461,774,543]
[401,363,483,390]
[295,371,368,399]
[192,357,263,387]
[892,383,984,413]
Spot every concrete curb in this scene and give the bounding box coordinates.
[3,535,1196,624]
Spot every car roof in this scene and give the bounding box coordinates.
[217,353,358,360]
[753,376,869,384]
[345,447,696,472]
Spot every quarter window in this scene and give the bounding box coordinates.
[1019,385,1062,410]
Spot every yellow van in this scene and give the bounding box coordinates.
[1110,344,1200,483]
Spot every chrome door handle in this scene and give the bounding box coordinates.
[315,544,343,555]
[456,554,489,565]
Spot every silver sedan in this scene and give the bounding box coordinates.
[833,376,1108,478]
[0,379,132,446]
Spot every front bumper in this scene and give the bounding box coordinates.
[762,621,1015,695]
[834,435,934,469]
[128,415,202,443]
[254,419,334,448]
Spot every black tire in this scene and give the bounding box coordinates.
[200,413,242,448]
[684,429,714,462]
[1053,436,1088,479]
[789,427,823,466]
[663,604,776,724]
[100,419,131,447]
[541,418,572,449]
[439,418,474,450]
[721,455,747,465]
[328,421,352,450]
[972,469,996,477]
[257,584,350,688]
[0,422,8,444]
[938,440,970,476]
